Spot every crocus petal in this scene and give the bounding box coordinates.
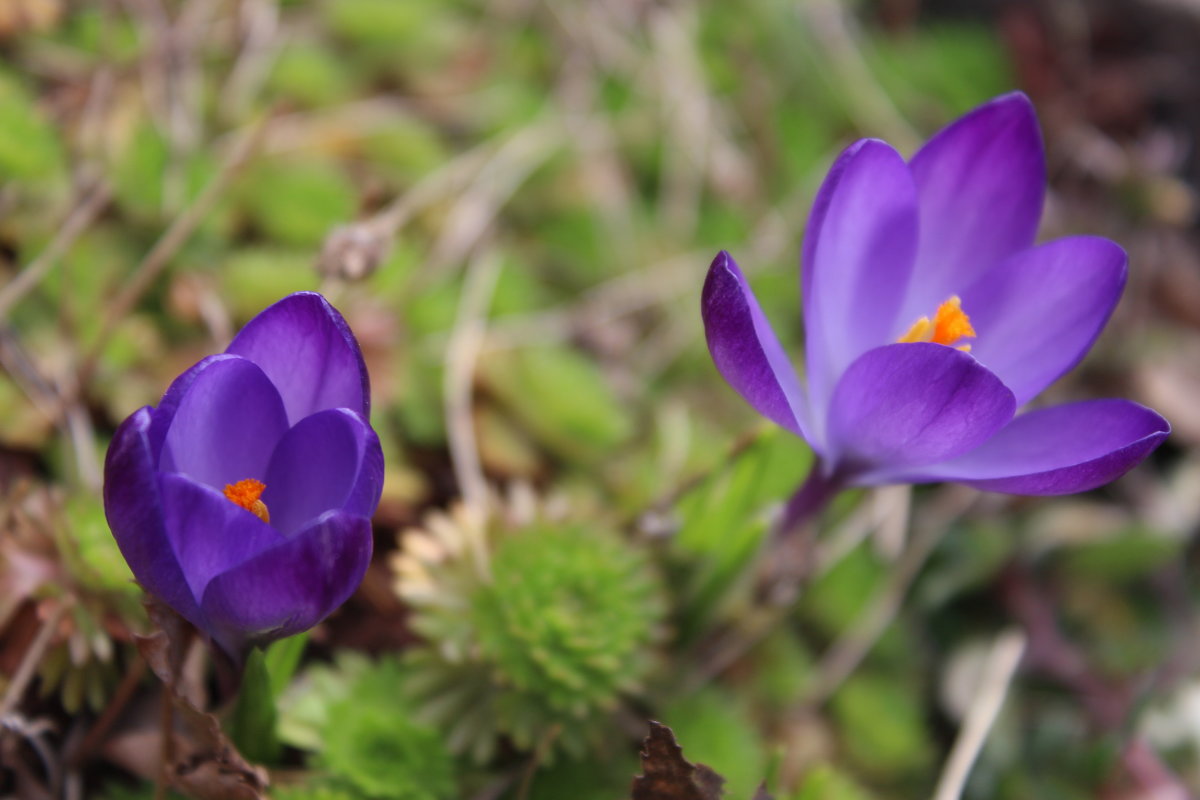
[905,400,1169,494]
[103,408,203,625]
[160,357,289,490]
[262,409,384,536]
[226,292,370,425]
[701,251,810,438]
[146,354,233,460]
[802,140,920,430]
[158,473,285,601]
[962,237,1127,406]
[826,343,1015,478]
[904,92,1045,318]
[200,511,373,654]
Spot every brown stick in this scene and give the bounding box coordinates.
[79,112,271,386]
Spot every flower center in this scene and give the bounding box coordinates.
[223,478,270,523]
[897,295,976,352]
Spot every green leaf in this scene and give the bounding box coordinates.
[673,428,812,639]
[267,42,354,108]
[480,345,633,463]
[361,118,449,185]
[0,69,63,180]
[803,545,886,637]
[830,673,933,779]
[864,24,1012,118]
[238,159,357,247]
[219,248,320,319]
[228,648,281,764]
[264,633,308,699]
[63,491,135,593]
[661,689,766,799]
[110,123,222,224]
[790,766,874,800]
[1060,529,1180,582]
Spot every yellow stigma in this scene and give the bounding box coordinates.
[223,478,270,523]
[897,295,976,352]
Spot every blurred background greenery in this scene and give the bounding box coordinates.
[0,0,1198,798]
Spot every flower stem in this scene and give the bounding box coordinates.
[757,460,843,606]
[777,459,843,537]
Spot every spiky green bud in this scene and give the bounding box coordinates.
[395,496,665,762]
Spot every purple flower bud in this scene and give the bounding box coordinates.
[702,93,1169,494]
[104,292,383,656]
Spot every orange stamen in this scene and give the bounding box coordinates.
[898,295,976,351]
[223,478,270,523]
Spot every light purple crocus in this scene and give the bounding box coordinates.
[702,93,1168,506]
[104,292,383,657]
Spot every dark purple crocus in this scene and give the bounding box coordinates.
[702,93,1168,503]
[104,292,383,657]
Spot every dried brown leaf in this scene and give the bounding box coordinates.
[170,706,269,800]
[750,784,774,800]
[133,598,269,800]
[631,721,725,800]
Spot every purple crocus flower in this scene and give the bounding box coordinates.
[104,292,383,657]
[702,93,1168,503]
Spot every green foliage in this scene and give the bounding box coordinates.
[480,346,634,463]
[237,159,357,247]
[229,648,281,764]
[524,752,640,800]
[803,545,886,637]
[673,428,813,640]
[265,633,310,698]
[747,630,815,711]
[37,625,123,714]
[0,69,62,180]
[360,119,450,184]
[96,783,187,800]
[864,24,1013,118]
[62,492,134,593]
[831,673,934,780]
[278,653,456,800]
[323,691,455,799]
[272,784,358,800]
[110,123,221,223]
[790,766,874,800]
[1058,527,1180,582]
[321,0,467,78]
[268,42,354,108]
[219,248,319,318]
[662,687,767,798]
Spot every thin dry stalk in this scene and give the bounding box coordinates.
[799,0,919,152]
[421,118,564,281]
[0,599,73,719]
[0,181,112,320]
[81,112,271,383]
[444,248,504,514]
[800,485,978,708]
[931,629,1026,800]
[219,0,281,121]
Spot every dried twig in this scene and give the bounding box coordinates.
[420,118,564,281]
[799,485,978,707]
[219,0,281,122]
[0,599,73,719]
[80,112,271,383]
[931,629,1026,800]
[798,0,919,152]
[0,180,112,320]
[444,248,504,514]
